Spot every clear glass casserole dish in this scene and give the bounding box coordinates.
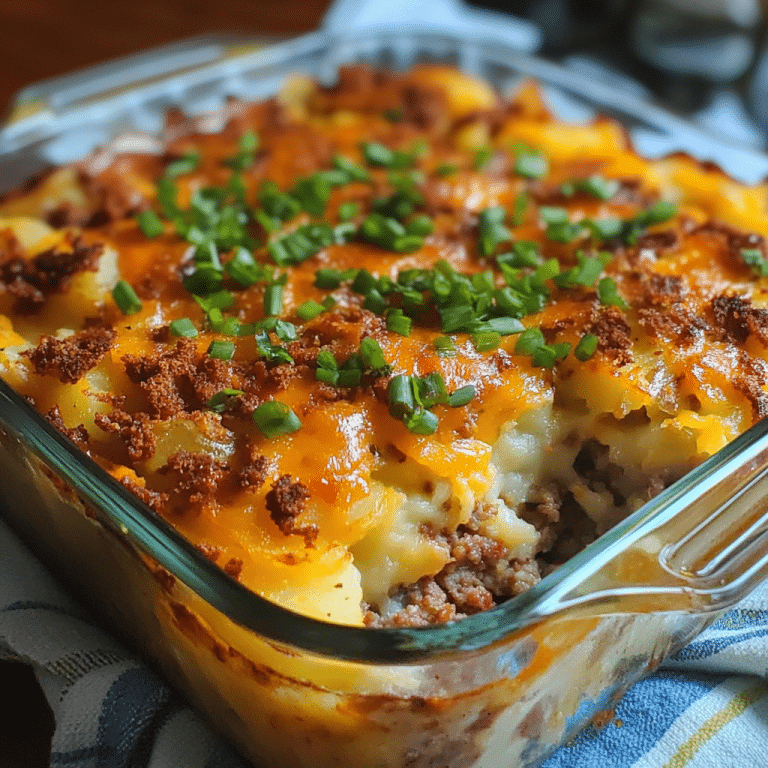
[3,25,768,768]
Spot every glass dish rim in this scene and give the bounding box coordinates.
[2,26,768,664]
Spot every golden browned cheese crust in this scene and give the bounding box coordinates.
[2,64,768,626]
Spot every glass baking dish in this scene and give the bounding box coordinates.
[3,24,768,768]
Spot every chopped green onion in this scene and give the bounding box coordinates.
[433,335,457,357]
[415,372,449,408]
[291,173,331,217]
[338,201,359,222]
[514,328,545,355]
[252,400,302,437]
[639,199,678,226]
[741,248,768,277]
[510,193,529,227]
[225,247,267,288]
[136,210,164,238]
[224,132,259,171]
[315,267,356,289]
[169,317,198,337]
[296,300,325,321]
[194,290,234,312]
[264,283,284,317]
[483,317,525,335]
[532,342,570,368]
[546,220,584,244]
[472,330,502,351]
[208,340,235,360]
[332,154,371,183]
[403,408,439,435]
[474,146,493,170]
[156,176,179,218]
[359,337,389,371]
[165,149,200,178]
[207,388,244,413]
[112,280,142,315]
[478,206,512,257]
[538,206,569,225]
[514,150,548,180]
[362,141,395,167]
[406,215,434,237]
[386,309,412,336]
[585,217,623,241]
[577,175,619,201]
[574,333,599,361]
[219,316,242,336]
[388,374,416,420]
[448,385,475,407]
[259,181,302,221]
[436,163,457,177]
[363,289,388,315]
[597,277,628,308]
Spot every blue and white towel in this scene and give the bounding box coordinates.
[3,516,768,768]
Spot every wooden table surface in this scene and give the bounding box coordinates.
[0,3,330,764]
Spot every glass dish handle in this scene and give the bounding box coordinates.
[4,33,269,128]
[538,418,768,620]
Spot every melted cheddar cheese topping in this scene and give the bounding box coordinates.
[1,64,768,626]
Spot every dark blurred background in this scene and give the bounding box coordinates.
[471,0,768,146]
[1,0,767,765]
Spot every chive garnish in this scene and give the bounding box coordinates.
[112,281,142,315]
[574,333,599,361]
[207,388,244,413]
[338,201,359,222]
[169,318,198,338]
[263,282,284,317]
[577,175,619,201]
[474,146,493,170]
[741,248,768,277]
[165,149,200,178]
[478,206,512,257]
[472,330,502,351]
[296,300,326,321]
[433,335,456,357]
[252,400,302,437]
[597,277,628,308]
[436,163,457,177]
[207,340,235,360]
[136,210,164,238]
[448,385,475,407]
[332,154,371,183]
[359,337,389,372]
[514,150,548,180]
[386,309,412,336]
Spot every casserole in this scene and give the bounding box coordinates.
[3,27,768,768]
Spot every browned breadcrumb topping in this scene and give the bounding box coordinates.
[589,307,633,366]
[122,338,232,419]
[25,327,116,384]
[196,543,222,562]
[96,408,157,462]
[118,474,169,514]
[265,474,317,545]
[43,404,90,452]
[224,558,244,580]
[159,450,229,507]
[711,295,768,347]
[0,234,103,314]
[235,444,270,491]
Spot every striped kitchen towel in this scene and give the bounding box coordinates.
[3,514,768,768]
